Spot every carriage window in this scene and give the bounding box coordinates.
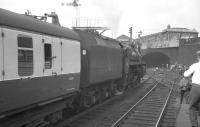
[18,36,33,76]
[44,43,52,69]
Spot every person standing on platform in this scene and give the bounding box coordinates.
[184,50,200,126]
[179,77,191,104]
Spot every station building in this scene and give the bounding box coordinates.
[135,25,198,49]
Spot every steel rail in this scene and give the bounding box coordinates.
[155,83,174,127]
[110,81,159,127]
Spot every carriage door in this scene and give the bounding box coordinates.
[0,28,3,80]
[43,36,61,76]
[43,36,53,76]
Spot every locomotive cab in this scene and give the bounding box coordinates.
[123,45,146,86]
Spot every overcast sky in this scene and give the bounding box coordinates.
[1,0,200,38]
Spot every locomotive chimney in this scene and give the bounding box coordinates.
[167,24,171,29]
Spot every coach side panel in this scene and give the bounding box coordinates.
[0,27,80,116]
[2,28,44,79]
[2,28,18,80]
[61,39,80,74]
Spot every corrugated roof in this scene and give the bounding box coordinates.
[0,8,80,40]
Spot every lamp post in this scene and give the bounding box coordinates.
[137,30,142,54]
[129,27,133,43]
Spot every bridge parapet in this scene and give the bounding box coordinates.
[142,40,179,49]
[179,38,200,45]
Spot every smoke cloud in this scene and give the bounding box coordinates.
[90,0,122,37]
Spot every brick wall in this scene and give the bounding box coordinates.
[177,42,200,66]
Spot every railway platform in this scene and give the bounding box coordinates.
[176,104,192,127]
[176,100,200,127]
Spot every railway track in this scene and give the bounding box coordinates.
[54,74,157,127]
[111,80,174,127]
[53,69,180,127]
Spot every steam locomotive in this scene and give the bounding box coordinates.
[0,8,146,127]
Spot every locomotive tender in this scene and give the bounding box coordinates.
[0,8,146,126]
